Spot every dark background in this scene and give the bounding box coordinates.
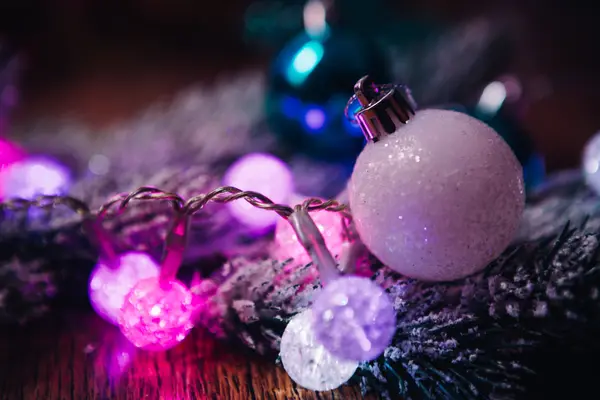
[1,0,599,171]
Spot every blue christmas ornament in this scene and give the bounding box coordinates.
[265,1,389,160]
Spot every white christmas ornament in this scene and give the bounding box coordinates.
[347,77,525,281]
[583,131,600,195]
[280,310,358,391]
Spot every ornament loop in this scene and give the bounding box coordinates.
[345,76,416,142]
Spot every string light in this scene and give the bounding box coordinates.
[117,212,194,351]
[2,177,379,388]
[286,207,396,363]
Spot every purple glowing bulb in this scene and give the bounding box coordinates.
[119,277,194,351]
[0,156,71,199]
[222,153,293,231]
[88,252,160,324]
[311,276,396,361]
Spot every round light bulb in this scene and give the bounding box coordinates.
[280,309,358,391]
[273,206,345,265]
[119,277,193,351]
[349,109,525,281]
[583,131,600,195]
[0,156,71,199]
[88,252,160,324]
[222,153,293,232]
[311,276,396,361]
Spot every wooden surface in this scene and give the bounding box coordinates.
[0,312,371,400]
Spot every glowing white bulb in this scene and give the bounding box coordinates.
[280,310,357,391]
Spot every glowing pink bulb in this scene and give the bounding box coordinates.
[222,153,293,232]
[0,156,71,199]
[88,252,160,324]
[119,277,193,351]
[273,206,345,265]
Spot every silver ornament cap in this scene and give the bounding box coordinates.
[347,76,416,142]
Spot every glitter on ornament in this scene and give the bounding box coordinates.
[350,105,524,281]
[0,156,71,200]
[583,131,600,195]
[273,207,344,266]
[88,252,160,325]
[119,277,193,351]
[280,309,358,391]
[312,276,396,361]
[222,153,293,232]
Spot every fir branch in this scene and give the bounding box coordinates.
[207,214,600,399]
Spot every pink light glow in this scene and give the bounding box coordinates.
[88,252,160,325]
[273,206,345,265]
[0,156,70,199]
[119,277,193,351]
[0,138,24,169]
[222,153,293,231]
[0,139,25,199]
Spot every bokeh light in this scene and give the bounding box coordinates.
[222,153,293,232]
[0,156,71,199]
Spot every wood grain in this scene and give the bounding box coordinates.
[0,312,373,400]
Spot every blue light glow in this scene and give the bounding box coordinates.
[303,107,326,132]
[285,41,324,87]
[281,96,302,119]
